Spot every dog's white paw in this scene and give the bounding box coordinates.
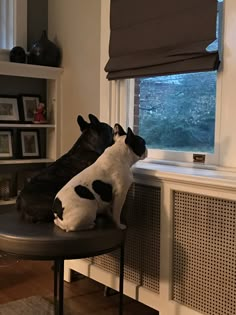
[118,223,126,230]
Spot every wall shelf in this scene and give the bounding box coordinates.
[0,61,63,80]
[0,123,55,128]
[0,198,17,205]
[0,61,62,209]
[0,158,54,165]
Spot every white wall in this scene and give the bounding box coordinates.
[219,0,236,167]
[48,0,101,153]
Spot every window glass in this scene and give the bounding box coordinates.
[135,72,216,153]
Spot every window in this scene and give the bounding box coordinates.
[0,0,27,56]
[101,0,236,168]
[127,0,224,164]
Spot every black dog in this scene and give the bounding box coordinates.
[16,114,114,223]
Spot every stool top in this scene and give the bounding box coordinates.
[0,210,126,260]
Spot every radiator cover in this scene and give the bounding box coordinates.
[173,191,236,315]
[89,183,161,293]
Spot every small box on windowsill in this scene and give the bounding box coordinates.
[193,154,206,163]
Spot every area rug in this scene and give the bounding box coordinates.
[0,296,56,315]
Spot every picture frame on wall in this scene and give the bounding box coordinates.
[20,130,40,158]
[21,95,40,122]
[0,97,19,122]
[0,130,13,158]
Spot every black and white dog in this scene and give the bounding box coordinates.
[16,114,114,223]
[53,125,147,232]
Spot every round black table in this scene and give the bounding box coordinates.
[0,210,126,315]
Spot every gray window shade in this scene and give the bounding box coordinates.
[105,0,220,80]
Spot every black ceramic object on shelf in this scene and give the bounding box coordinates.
[9,46,26,63]
[28,30,61,67]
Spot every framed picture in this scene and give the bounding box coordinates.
[21,95,40,122]
[0,130,13,158]
[20,130,40,158]
[0,97,19,121]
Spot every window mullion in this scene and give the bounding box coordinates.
[109,80,120,126]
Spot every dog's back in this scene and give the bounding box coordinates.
[16,114,113,223]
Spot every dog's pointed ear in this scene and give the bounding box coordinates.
[125,127,135,145]
[89,114,100,125]
[77,115,89,131]
[127,127,134,137]
[113,123,126,141]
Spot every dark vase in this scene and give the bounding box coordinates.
[28,30,61,67]
[9,46,26,63]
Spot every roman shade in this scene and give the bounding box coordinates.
[105,0,220,80]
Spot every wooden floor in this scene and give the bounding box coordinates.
[0,254,158,314]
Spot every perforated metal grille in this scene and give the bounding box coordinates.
[91,183,161,293]
[173,191,236,315]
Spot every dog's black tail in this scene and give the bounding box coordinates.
[52,197,64,220]
[16,194,55,223]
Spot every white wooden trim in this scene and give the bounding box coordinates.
[0,61,63,79]
[0,123,55,128]
[47,77,62,160]
[134,160,236,191]
[159,182,173,304]
[0,158,54,165]
[0,197,16,205]
[64,259,155,307]
[64,259,92,282]
[126,79,135,129]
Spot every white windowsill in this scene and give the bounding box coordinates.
[133,158,236,190]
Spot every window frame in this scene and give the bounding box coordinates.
[130,71,223,166]
[100,0,236,169]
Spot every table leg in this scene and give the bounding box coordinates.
[119,243,125,315]
[54,259,64,315]
[54,260,58,313]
